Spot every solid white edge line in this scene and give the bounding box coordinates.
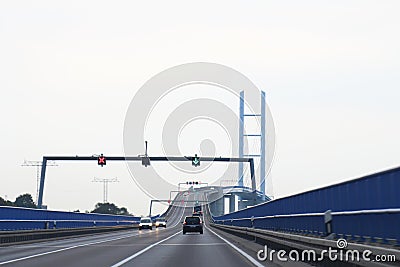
[0,197,188,266]
[109,231,181,267]
[160,243,226,246]
[204,224,265,267]
[0,232,139,265]
[4,229,137,249]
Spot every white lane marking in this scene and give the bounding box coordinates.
[109,231,181,267]
[167,195,187,228]
[168,206,181,227]
[165,200,179,222]
[0,200,187,265]
[159,243,226,246]
[0,232,140,265]
[2,230,138,249]
[161,194,183,227]
[5,244,165,248]
[204,224,264,267]
[172,203,186,228]
[109,198,188,267]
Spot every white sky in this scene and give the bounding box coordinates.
[1,1,400,215]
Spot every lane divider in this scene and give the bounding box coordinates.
[109,231,181,267]
[3,229,140,249]
[109,198,188,267]
[170,200,187,228]
[159,243,226,246]
[0,232,140,266]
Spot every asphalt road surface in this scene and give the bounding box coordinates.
[0,195,263,267]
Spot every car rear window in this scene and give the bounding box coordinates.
[185,217,200,224]
[141,219,151,223]
[156,218,165,222]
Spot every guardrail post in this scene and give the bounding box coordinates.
[324,210,333,237]
[250,216,257,242]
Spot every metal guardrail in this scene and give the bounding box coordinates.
[0,225,138,245]
[213,209,400,246]
[214,208,400,221]
[210,223,400,267]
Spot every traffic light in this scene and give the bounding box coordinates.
[192,154,200,167]
[97,154,106,167]
[141,141,150,167]
[141,157,150,167]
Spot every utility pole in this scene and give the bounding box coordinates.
[92,177,118,203]
[21,160,58,204]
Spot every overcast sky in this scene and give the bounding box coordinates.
[1,1,399,215]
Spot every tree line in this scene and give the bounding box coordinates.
[0,193,36,208]
[0,193,131,215]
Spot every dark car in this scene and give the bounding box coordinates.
[193,205,202,214]
[182,216,203,234]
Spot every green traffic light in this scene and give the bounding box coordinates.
[192,154,200,167]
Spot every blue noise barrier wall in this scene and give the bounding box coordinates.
[0,206,142,231]
[213,166,400,244]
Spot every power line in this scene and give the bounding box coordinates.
[92,177,118,203]
[21,160,58,204]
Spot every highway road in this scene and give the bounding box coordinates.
[0,195,265,267]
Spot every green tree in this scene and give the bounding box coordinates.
[0,196,13,207]
[118,207,130,215]
[91,202,131,215]
[91,203,118,215]
[14,193,36,208]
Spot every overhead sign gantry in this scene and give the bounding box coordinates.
[37,154,256,209]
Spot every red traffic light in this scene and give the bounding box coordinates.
[97,154,106,167]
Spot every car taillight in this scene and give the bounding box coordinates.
[183,222,187,225]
